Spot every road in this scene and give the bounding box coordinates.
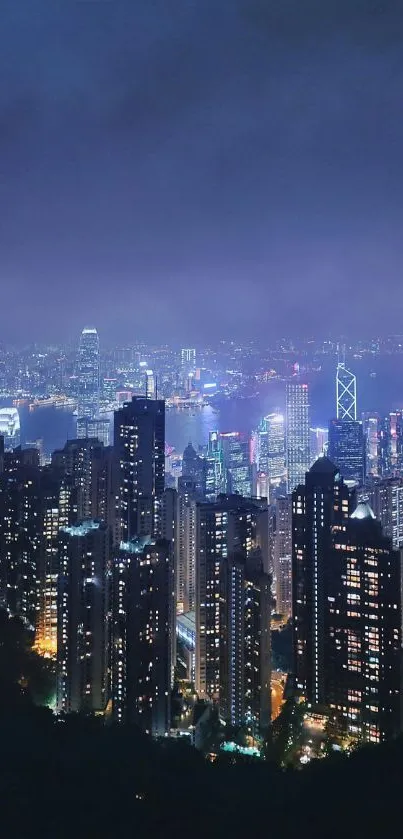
[271,672,286,720]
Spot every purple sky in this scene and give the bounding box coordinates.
[1,1,403,344]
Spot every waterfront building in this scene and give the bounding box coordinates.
[77,327,100,419]
[0,407,20,451]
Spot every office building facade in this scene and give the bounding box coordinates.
[77,327,100,419]
[286,383,310,493]
[328,419,365,485]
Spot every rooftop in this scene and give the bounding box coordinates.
[61,520,101,537]
[351,502,376,521]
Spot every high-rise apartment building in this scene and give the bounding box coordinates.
[292,458,402,743]
[369,477,403,549]
[330,506,401,743]
[328,419,365,485]
[77,327,100,419]
[112,537,175,736]
[195,495,270,735]
[286,383,310,493]
[272,495,292,618]
[0,447,42,627]
[114,396,165,543]
[52,437,114,527]
[293,457,352,704]
[56,521,110,714]
[175,477,201,614]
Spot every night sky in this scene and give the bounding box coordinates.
[1,1,403,345]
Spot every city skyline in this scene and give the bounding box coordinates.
[1,2,403,343]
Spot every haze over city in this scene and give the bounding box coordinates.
[1,1,403,342]
[3,5,403,838]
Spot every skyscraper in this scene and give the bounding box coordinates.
[76,416,110,448]
[272,495,292,618]
[362,413,379,476]
[292,458,402,743]
[369,477,403,549]
[112,537,175,736]
[195,495,271,734]
[77,327,100,419]
[330,505,402,743]
[114,396,165,543]
[336,362,357,421]
[292,457,352,704]
[175,476,203,614]
[205,431,224,500]
[52,437,114,527]
[180,348,196,370]
[256,413,286,502]
[286,383,310,493]
[56,521,110,714]
[0,407,20,451]
[220,432,253,497]
[328,419,365,485]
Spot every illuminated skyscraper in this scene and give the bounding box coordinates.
[112,537,175,736]
[292,458,352,703]
[292,458,402,743]
[272,495,292,618]
[362,413,379,476]
[328,419,365,485]
[182,442,207,496]
[0,407,20,451]
[56,521,110,714]
[145,369,156,399]
[195,495,271,734]
[336,362,357,421]
[310,427,329,461]
[76,416,110,448]
[286,383,310,493]
[330,506,402,743]
[180,348,196,369]
[175,477,200,614]
[220,432,253,496]
[205,431,224,500]
[369,477,403,549]
[114,396,165,542]
[257,413,286,501]
[77,327,100,419]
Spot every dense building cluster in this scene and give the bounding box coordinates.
[1,332,403,753]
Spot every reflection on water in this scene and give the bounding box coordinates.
[3,355,403,458]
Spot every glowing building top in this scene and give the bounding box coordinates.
[336,362,357,421]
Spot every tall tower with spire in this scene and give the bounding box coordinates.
[336,361,357,421]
